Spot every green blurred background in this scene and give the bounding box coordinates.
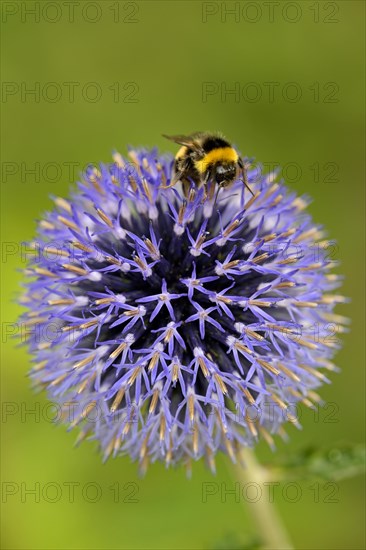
[1,1,365,548]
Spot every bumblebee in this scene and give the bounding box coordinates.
[162,132,253,202]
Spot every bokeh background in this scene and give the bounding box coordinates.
[1,1,365,548]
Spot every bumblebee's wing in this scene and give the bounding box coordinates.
[162,133,205,152]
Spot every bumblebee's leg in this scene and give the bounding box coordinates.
[207,179,217,201]
[160,156,191,190]
[182,178,193,197]
[213,184,223,207]
[159,170,185,189]
[238,158,254,196]
[201,169,213,203]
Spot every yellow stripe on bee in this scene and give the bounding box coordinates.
[194,147,238,174]
[175,146,188,160]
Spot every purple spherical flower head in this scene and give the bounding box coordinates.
[20,148,347,474]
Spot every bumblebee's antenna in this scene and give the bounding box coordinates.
[241,170,254,196]
[242,179,255,196]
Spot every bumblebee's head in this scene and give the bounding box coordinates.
[214,163,237,187]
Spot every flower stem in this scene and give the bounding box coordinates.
[232,447,293,550]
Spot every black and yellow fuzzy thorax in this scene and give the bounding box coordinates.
[175,135,239,175]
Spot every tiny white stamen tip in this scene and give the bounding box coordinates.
[81,214,95,228]
[115,227,126,239]
[89,271,102,282]
[203,203,213,218]
[139,306,147,316]
[190,248,201,257]
[154,380,163,391]
[99,380,110,392]
[97,345,110,357]
[266,172,277,184]
[248,213,262,230]
[115,293,126,303]
[167,321,175,328]
[155,343,164,352]
[148,206,158,220]
[125,333,135,344]
[174,224,185,236]
[234,322,244,333]
[226,335,236,346]
[264,216,277,231]
[216,238,227,247]
[193,347,204,357]
[137,202,148,214]
[121,203,131,221]
[65,330,80,343]
[121,262,130,273]
[76,296,89,306]
[215,266,224,276]
[238,300,247,307]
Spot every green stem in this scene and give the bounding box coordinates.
[232,448,294,550]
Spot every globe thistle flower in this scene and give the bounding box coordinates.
[20,147,347,473]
